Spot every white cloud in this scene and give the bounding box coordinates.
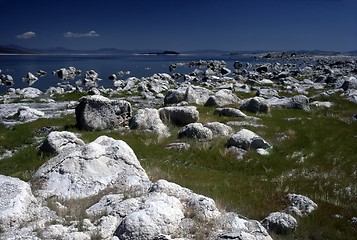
[16,31,37,39]
[63,30,100,38]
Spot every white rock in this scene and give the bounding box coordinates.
[115,192,184,240]
[240,97,270,113]
[185,86,212,105]
[163,142,191,151]
[310,101,333,108]
[204,122,233,137]
[150,180,221,221]
[214,212,273,240]
[178,123,213,141]
[75,95,132,130]
[33,136,151,199]
[39,131,85,154]
[0,175,37,227]
[86,194,141,218]
[227,129,272,151]
[41,224,70,239]
[187,193,221,221]
[215,107,248,118]
[256,148,270,156]
[205,89,240,107]
[95,215,121,239]
[129,108,170,137]
[159,106,199,126]
[164,88,186,104]
[17,106,45,122]
[22,72,38,86]
[259,79,274,85]
[21,87,43,98]
[266,95,310,111]
[149,179,193,202]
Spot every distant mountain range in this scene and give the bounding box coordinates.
[0,44,356,56]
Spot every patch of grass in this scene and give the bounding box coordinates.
[0,146,51,181]
[0,114,75,180]
[53,91,88,101]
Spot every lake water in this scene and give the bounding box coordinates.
[0,54,263,94]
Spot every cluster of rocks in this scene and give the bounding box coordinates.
[1,54,357,238]
[54,67,81,81]
[260,194,318,234]
[0,134,273,239]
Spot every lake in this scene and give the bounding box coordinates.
[0,54,263,94]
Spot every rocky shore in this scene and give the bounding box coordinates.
[0,53,356,239]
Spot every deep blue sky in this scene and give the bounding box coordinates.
[1,0,356,51]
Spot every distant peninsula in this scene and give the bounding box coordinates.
[138,51,180,55]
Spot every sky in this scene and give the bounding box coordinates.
[1,0,356,52]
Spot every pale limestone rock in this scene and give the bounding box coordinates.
[227,129,271,151]
[129,108,170,137]
[33,136,151,199]
[0,175,37,227]
[39,131,85,154]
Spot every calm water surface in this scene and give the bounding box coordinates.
[0,54,261,94]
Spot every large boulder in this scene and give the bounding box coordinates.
[159,106,199,126]
[164,86,212,105]
[75,95,132,130]
[164,88,186,105]
[184,86,212,105]
[227,129,272,151]
[178,123,213,141]
[204,89,240,107]
[0,175,37,227]
[39,131,85,154]
[129,108,170,137]
[32,135,151,199]
[266,95,310,111]
[240,97,270,114]
[261,212,297,234]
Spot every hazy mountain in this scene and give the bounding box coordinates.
[0,45,355,56]
[0,45,37,54]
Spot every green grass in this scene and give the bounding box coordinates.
[0,115,75,180]
[53,91,88,101]
[0,93,356,239]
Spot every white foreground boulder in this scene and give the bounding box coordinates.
[0,175,37,227]
[33,135,151,199]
